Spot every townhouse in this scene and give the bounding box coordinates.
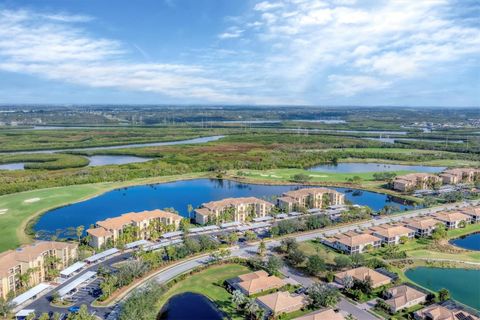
[431,211,472,229]
[393,173,442,192]
[0,241,78,299]
[460,206,480,223]
[404,216,441,237]
[323,231,382,255]
[277,187,344,212]
[334,267,392,289]
[86,209,182,249]
[369,224,416,245]
[194,197,274,225]
[383,284,427,313]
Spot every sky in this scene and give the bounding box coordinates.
[0,0,479,106]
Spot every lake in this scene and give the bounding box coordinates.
[33,179,415,237]
[158,293,223,320]
[309,162,445,173]
[450,232,480,251]
[405,267,480,310]
[0,162,25,170]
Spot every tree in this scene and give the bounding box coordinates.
[179,218,191,232]
[38,313,50,320]
[325,271,335,283]
[306,255,326,276]
[258,240,267,257]
[399,235,409,244]
[291,173,312,183]
[350,253,365,267]
[266,256,283,275]
[231,290,246,310]
[227,232,239,245]
[244,298,261,319]
[343,275,354,290]
[244,231,257,241]
[187,204,194,219]
[67,305,96,320]
[307,283,340,308]
[334,256,352,270]
[432,224,447,240]
[438,288,450,302]
[0,298,14,318]
[76,225,85,242]
[287,248,306,266]
[279,238,298,253]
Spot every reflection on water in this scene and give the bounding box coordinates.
[158,293,223,320]
[309,162,445,173]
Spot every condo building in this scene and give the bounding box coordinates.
[323,231,382,255]
[393,173,442,192]
[404,217,441,237]
[440,168,480,184]
[431,211,472,229]
[194,197,274,224]
[277,187,344,212]
[369,224,416,245]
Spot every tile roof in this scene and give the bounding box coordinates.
[293,309,345,320]
[385,285,427,310]
[237,274,285,295]
[328,231,381,247]
[404,217,441,230]
[432,211,471,223]
[370,224,415,238]
[282,187,342,198]
[335,267,391,287]
[257,291,306,313]
[416,304,479,320]
[96,209,181,230]
[461,206,480,217]
[87,227,113,238]
[201,197,273,210]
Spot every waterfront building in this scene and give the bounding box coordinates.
[277,187,344,212]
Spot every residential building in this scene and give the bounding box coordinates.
[194,197,274,224]
[256,291,306,316]
[323,231,382,254]
[393,173,442,192]
[294,308,345,320]
[404,217,441,237]
[414,304,479,320]
[277,187,344,212]
[384,284,427,313]
[431,211,472,229]
[86,209,182,249]
[0,241,78,299]
[461,206,480,223]
[370,224,416,245]
[334,267,392,288]
[229,270,286,296]
[440,168,480,184]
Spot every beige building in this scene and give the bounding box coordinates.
[393,173,442,192]
[384,285,427,313]
[324,231,382,254]
[440,168,480,184]
[334,267,392,289]
[370,224,416,245]
[256,291,306,316]
[277,188,344,212]
[0,241,78,299]
[431,211,471,229]
[461,206,480,223]
[294,308,345,320]
[194,197,274,224]
[414,304,479,320]
[231,270,286,296]
[404,216,441,237]
[87,209,182,249]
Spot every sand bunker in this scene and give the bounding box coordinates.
[24,197,40,203]
[308,174,328,178]
[0,209,7,215]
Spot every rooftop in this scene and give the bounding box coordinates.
[96,209,181,230]
[432,211,471,223]
[328,231,381,247]
[335,267,391,287]
[282,187,342,198]
[293,308,345,320]
[256,291,305,313]
[415,304,479,320]
[201,197,274,211]
[370,224,415,238]
[404,216,441,229]
[385,285,427,310]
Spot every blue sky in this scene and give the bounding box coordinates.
[0,0,479,106]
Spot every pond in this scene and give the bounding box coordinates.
[158,292,223,320]
[309,162,445,173]
[0,162,25,170]
[365,137,464,144]
[450,232,480,251]
[405,267,480,310]
[33,179,415,237]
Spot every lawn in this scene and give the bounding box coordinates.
[156,263,251,319]
[0,172,207,252]
[297,240,344,266]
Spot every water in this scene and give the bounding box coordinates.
[219,119,346,124]
[0,163,25,170]
[365,137,464,144]
[450,232,480,251]
[405,267,480,310]
[87,155,151,167]
[2,135,224,155]
[309,162,446,173]
[34,179,415,236]
[284,129,407,135]
[158,293,223,320]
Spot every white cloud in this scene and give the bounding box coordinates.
[254,1,284,12]
[328,75,391,96]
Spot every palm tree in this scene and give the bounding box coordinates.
[244,299,260,319]
[231,290,246,310]
[0,297,14,318]
[258,240,266,257]
[76,225,85,243]
[187,204,193,219]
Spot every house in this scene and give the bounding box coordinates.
[440,168,480,184]
[414,304,479,320]
[369,224,416,245]
[229,270,286,296]
[194,197,274,224]
[323,231,382,254]
[431,211,472,229]
[384,284,427,313]
[86,209,182,249]
[393,173,442,192]
[334,267,392,289]
[461,206,480,223]
[277,188,344,212]
[0,241,78,299]
[256,291,306,316]
[294,308,345,320]
[404,217,441,237]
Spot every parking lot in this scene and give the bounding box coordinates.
[65,277,102,304]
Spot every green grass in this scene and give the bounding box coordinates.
[156,263,250,319]
[297,240,344,265]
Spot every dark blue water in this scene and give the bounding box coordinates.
[450,232,480,251]
[309,162,445,173]
[158,293,223,320]
[34,179,415,236]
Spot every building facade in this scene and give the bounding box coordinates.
[370,224,416,245]
[277,187,344,212]
[393,173,442,192]
[323,231,382,255]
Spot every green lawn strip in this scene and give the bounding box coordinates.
[297,241,344,265]
[338,157,479,167]
[156,263,250,320]
[0,172,208,252]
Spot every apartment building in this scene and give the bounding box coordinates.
[440,168,480,184]
[87,209,182,249]
[404,216,440,237]
[0,241,78,299]
[323,231,382,255]
[194,197,274,224]
[370,224,416,245]
[461,206,480,223]
[277,187,344,212]
[393,173,442,192]
[431,211,472,229]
